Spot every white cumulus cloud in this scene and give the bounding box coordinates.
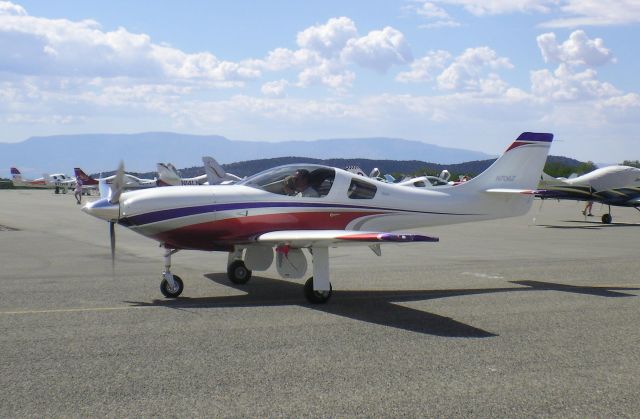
[542,0,640,27]
[530,63,620,101]
[296,16,357,57]
[0,3,259,83]
[436,46,513,90]
[341,26,413,72]
[261,79,289,97]
[396,50,452,82]
[0,1,25,15]
[537,30,615,67]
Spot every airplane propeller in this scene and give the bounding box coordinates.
[109,161,125,204]
[110,220,116,269]
[108,161,125,269]
[81,161,126,271]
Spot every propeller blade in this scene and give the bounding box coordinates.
[109,221,116,269]
[109,161,125,204]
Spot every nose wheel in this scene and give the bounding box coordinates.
[160,274,183,298]
[160,247,183,298]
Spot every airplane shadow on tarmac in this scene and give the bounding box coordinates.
[127,276,638,338]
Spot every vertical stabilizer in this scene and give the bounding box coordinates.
[10,167,22,181]
[74,168,98,185]
[456,132,553,192]
[156,163,182,186]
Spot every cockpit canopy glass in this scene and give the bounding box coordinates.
[239,164,336,197]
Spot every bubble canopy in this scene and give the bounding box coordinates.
[239,164,336,197]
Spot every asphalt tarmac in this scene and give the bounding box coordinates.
[1,189,639,417]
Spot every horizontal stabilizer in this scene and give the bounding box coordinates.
[256,230,438,248]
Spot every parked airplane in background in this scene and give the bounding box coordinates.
[157,157,241,186]
[203,156,242,185]
[82,132,553,304]
[10,167,75,192]
[536,165,640,224]
[74,167,157,191]
[156,162,205,186]
[397,170,454,188]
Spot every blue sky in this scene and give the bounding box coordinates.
[1,0,639,162]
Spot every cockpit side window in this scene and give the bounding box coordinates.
[348,178,377,199]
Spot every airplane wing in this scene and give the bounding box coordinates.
[255,230,438,248]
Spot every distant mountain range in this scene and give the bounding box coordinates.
[1,132,493,176]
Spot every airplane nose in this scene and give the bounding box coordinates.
[82,198,120,221]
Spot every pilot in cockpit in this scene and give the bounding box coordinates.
[283,169,320,197]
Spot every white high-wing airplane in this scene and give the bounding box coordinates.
[536,165,640,223]
[82,132,553,304]
[10,167,75,192]
[157,157,241,186]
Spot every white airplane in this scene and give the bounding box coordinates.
[82,132,553,304]
[203,156,242,185]
[156,162,205,186]
[157,157,241,186]
[348,166,453,188]
[10,167,75,192]
[397,170,454,188]
[74,167,157,191]
[536,165,640,223]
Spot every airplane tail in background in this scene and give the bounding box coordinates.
[74,168,98,185]
[10,167,22,181]
[203,156,241,185]
[156,163,181,186]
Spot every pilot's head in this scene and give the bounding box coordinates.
[294,169,310,190]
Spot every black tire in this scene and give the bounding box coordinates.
[227,260,252,284]
[160,274,184,298]
[304,277,332,304]
[602,213,612,224]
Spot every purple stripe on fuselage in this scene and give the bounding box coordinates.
[122,201,480,227]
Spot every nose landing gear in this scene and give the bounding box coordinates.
[160,247,183,298]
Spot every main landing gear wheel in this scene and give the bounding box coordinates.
[602,213,612,224]
[227,260,252,284]
[160,274,184,298]
[304,277,332,304]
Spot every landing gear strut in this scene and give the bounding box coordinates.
[304,246,332,304]
[160,247,183,298]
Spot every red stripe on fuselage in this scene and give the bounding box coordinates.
[151,210,383,250]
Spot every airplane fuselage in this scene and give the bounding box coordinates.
[114,167,533,251]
